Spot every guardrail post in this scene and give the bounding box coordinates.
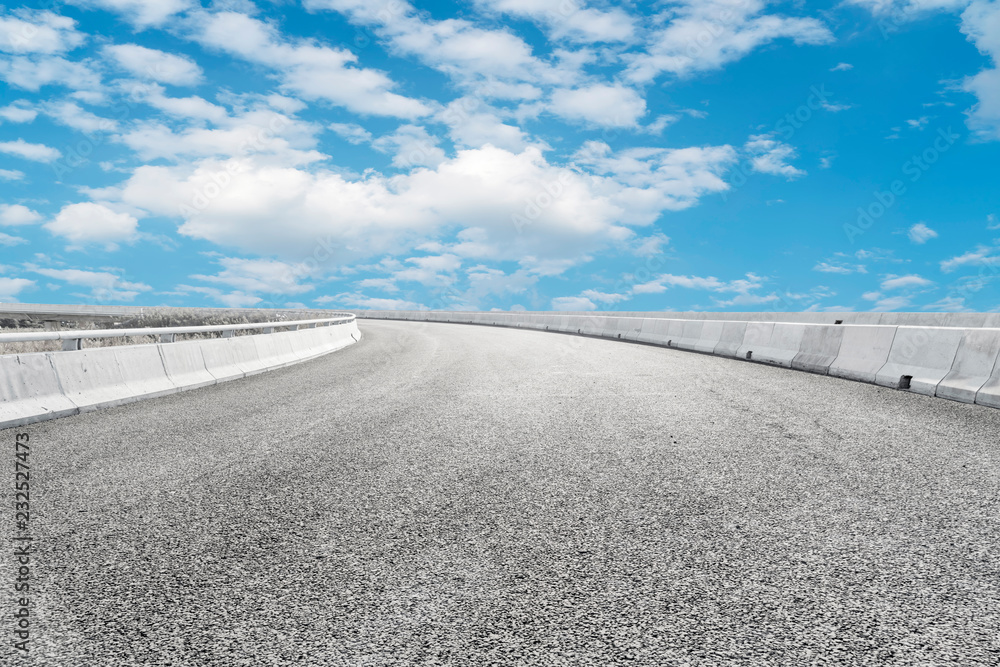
[62,338,82,351]
[159,333,175,343]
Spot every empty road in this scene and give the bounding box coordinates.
[7,320,1000,666]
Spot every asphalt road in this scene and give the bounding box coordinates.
[6,320,1000,666]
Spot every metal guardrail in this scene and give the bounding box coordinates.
[0,314,356,351]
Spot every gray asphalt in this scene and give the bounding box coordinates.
[6,320,1000,666]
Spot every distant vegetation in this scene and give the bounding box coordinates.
[0,308,347,355]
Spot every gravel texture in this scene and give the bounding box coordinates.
[6,320,1000,666]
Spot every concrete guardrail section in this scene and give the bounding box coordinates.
[0,314,361,429]
[356,310,1000,409]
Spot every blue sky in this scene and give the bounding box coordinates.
[1,0,998,312]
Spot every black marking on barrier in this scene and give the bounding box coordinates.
[898,375,912,390]
[746,351,753,360]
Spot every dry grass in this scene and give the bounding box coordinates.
[0,308,343,356]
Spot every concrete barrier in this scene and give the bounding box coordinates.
[0,354,79,427]
[49,348,138,411]
[113,344,178,399]
[636,318,669,345]
[936,329,1000,404]
[976,355,1000,408]
[827,325,897,384]
[713,321,748,358]
[200,338,247,382]
[743,323,808,367]
[160,341,217,390]
[674,320,706,352]
[791,325,845,375]
[692,321,725,354]
[875,327,965,396]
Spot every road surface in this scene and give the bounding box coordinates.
[8,320,1000,665]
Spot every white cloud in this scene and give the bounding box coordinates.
[0,103,36,123]
[356,277,398,292]
[573,141,738,219]
[0,138,60,162]
[961,0,1000,140]
[328,122,373,145]
[906,116,930,130]
[813,261,866,274]
[190,10,431,119]
[940,244,1000,272]
[316,293,423,310]
[626,0,833,82]
[0,55,102,92]
[0,233,27,246]
[98,142,733,266]
[177,284,263,308]
[552,295,596,311]
[0,10,85,54]
[26,265,151,301]
[880,274,933,290]
[191,256,315,295]
[744,134,805,179]
[0,169,24,180]
[907,222,938,244]
[0,277,35,301]
[549,83,647,128]
[581,289,629,304]
[104,43,203,85]
[988,213,999,230]
[304,0,575,91]
[439,98,531,152]
[372,124,446,168]
[870,295,911,311]
[830,62,853,71]
[44,100,118,133]
[117,108,324,164]
[475,0,635,43]
[45,202,139,247]
[65,0,193,28]
[0,204,42,225]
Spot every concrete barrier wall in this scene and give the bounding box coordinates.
[1,320,360,430]
[355,311,1000,410]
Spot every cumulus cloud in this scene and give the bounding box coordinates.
[880,274,933,290]
[744,134,805,179]
[475,0,635,43]
[89,142,737,269]
[328,122,373,145]
[552,295,597,311]
[44,202,139,247]
[65,0,193,28]
[626,0,833,82]
[907,222,938,244]
[0,103,37,123]
[940,244,1000,272]
[0,10,85,54]
[189,10,431,119]
[0,277,35,301]
[0,138,60,162]
[26,265,151,301]
[0,204,42,226]
[104,43,203,85]
[191,256,316,295]
[549,83,647,128]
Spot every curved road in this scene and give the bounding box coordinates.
[9,320,1000,665]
